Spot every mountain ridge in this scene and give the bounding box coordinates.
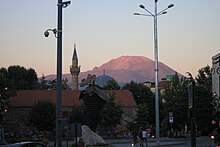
[45,55,180,84]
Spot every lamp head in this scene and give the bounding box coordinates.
[62,1,71,8]
[139,5,145,9]
[133,13,140,15]
[44,31,49,37]
[168,4,174,8]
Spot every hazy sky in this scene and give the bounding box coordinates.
[0,0,219,78]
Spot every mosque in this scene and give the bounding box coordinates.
[7,45,137,128]
[69,44,115,90]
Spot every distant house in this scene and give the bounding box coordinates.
[7,90,137,127]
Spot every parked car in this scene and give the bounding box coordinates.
[1,141,47,147]
[0,139,8,145]
[209,128,220,147]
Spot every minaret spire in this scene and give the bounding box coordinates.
[70,43,80,90]
[72,43,78,60]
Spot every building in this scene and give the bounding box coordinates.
[6,45,137,128]
[212,53,220,97]
[95,70,114,88]
[7,90,137,127]
[70,44,80,90]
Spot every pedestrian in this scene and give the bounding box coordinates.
[142,128,148,146]
[137,127,144,147]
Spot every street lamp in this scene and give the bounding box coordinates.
[44,0,71,147]
[44,28,58,38]
[134,0,174,145]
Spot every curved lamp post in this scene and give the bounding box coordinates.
[134,0,174,145]
[44,0,71,147]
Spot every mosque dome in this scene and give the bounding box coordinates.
[95,74,114,87]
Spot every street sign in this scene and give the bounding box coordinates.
[169,117,173,123]
[58,111,68,120]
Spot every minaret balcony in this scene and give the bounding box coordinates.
[70,67,80,74]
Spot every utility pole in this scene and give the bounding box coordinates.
[56,0,63,146]
[44,1,71,146]
[188,76,196,147]
[134,1,174,145]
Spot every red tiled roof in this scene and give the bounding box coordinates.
[105,90,137,107]
[10,90,136,107]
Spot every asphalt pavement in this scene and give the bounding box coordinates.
[105,136,216,147]
[48,136,215,147]
[105,137,187,147]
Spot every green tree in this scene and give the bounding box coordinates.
[69,104,85,123]
[0,68,16,122]
[100,93,123,128]
[161,74,188,133]
[0,68,10,90]
[26,68,38,89]
[0,87,16,122]
[38,74,49,90]
[135,104,150,127]
[1,65,38,90]
[62,78,70,90]
[47,78,70,90]
[195,65,213,135]
[29,100,55,131]
[48,79,56,90]
[122,81,155,125]
[103,79,120,90]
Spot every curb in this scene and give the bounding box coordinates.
[108,141,186,147]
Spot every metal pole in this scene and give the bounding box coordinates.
[154,0,160,145]
[56,0,63,146]
[191,81,196,147]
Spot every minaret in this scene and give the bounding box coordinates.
[70,44,80,90]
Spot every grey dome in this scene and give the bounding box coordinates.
[95,74,114,87]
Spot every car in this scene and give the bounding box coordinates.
[209,129,220,146]
[1,141,47,147]
[0,139,8,145]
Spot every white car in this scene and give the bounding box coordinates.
[2,141,47,147]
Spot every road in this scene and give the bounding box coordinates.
[111,136,216,147]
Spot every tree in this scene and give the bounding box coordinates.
[26,68,38,89]
[100,93,123,128]
[122,81,155,125]
[48,79,57,90]
[29,100,55,131]
[0,68,16,122]
[161,74,189,133]
[135,104,150,127]
[69,104,85,123]
[195,65,214,135]
[47,78,70,90]
[38,74,49,90]
[103,79,120,90]
[0,87,15,122]
[62,78,70,90]
[0,68,10,90]
[4,65,38,90]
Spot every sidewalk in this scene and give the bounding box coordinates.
[105,137,187,147]
[47,137,187,147]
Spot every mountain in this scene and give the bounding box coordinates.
[45,56,180,84]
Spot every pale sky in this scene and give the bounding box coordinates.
[0,0,219,78]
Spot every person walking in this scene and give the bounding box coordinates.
[142,128,148,146]
[137,127,144,146]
